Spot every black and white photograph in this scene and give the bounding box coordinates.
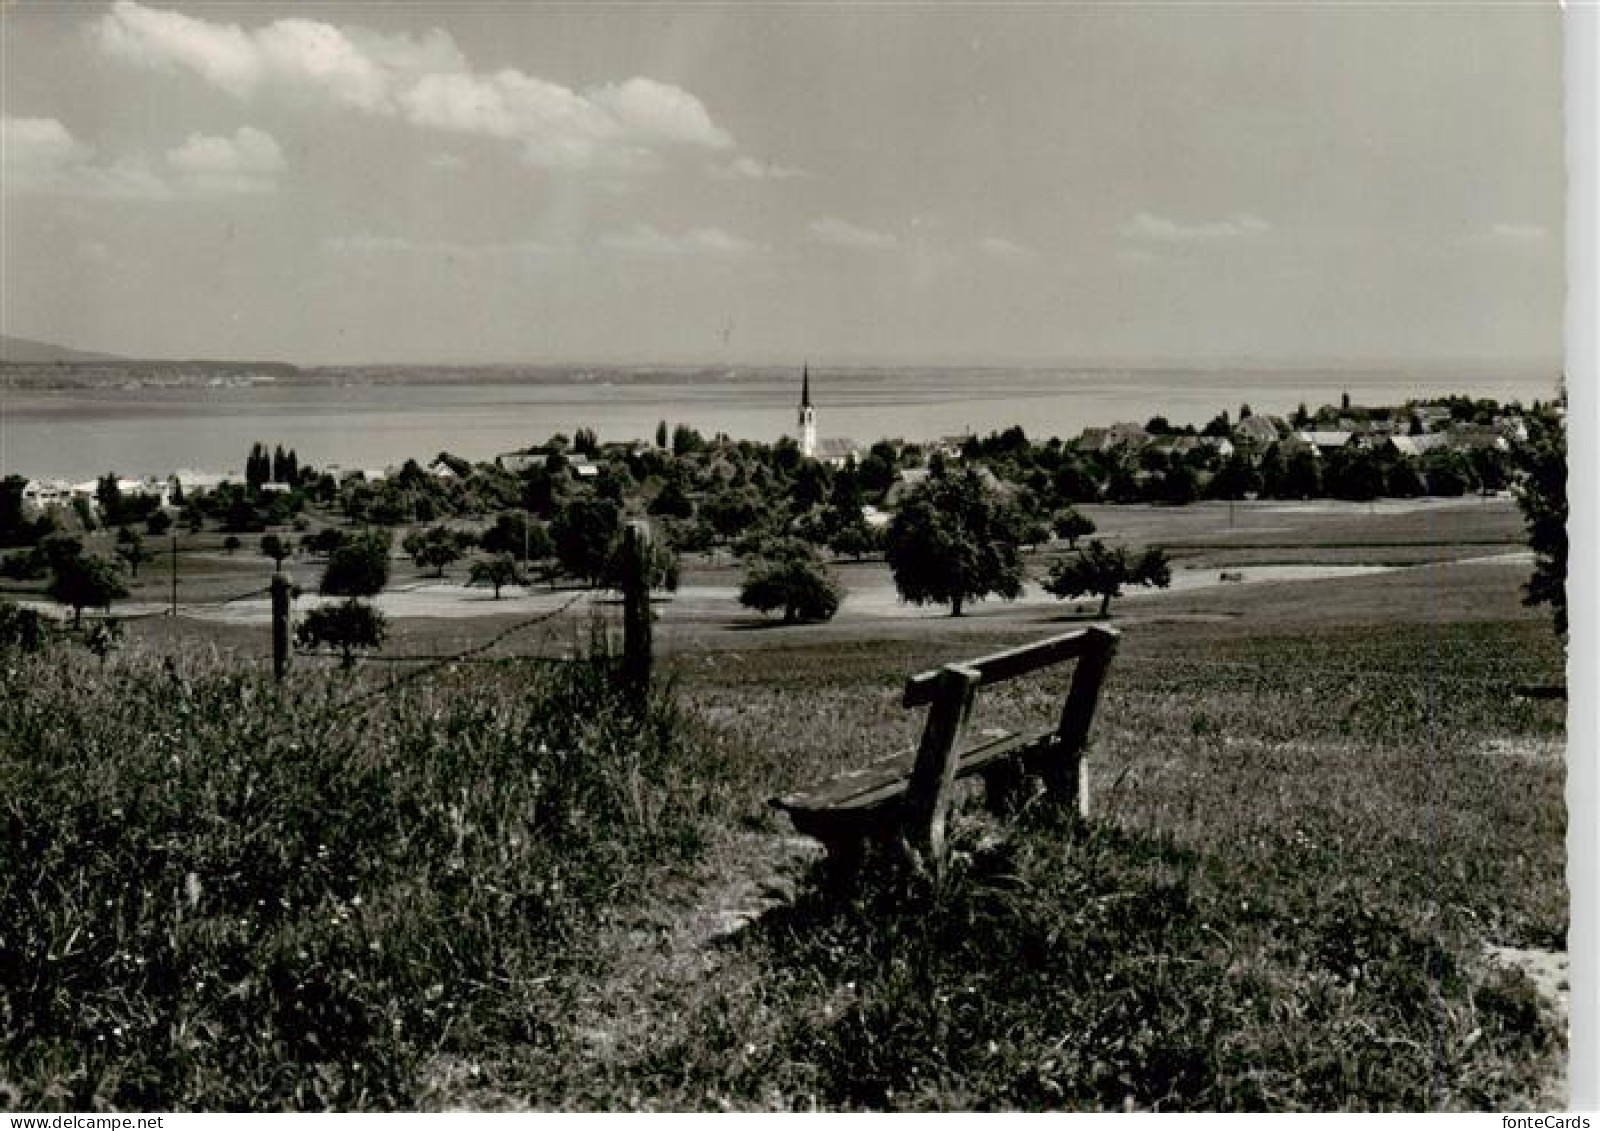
[0,0,1582,1113]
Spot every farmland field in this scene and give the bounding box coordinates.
[0,495,1568,1110]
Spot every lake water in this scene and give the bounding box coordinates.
[0,364,1558,480]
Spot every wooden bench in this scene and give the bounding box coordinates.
[771,626,1120,879]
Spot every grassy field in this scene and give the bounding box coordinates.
[0,497,1567,1110]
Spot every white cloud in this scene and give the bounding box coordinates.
[166,126,285,194]
[1121,211,1271,242]
[978,235,1035,259]
[598,224,760,256]
[95,1,734,173]
[323,234,552,257]
[96,0,265,98]
[1,116,93,192]
[808,216,899,251]
[1490,222,1548,241]
[428,153,467,171]
[712,155,808,181]
[2,114,284,199]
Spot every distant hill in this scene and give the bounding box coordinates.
[0,334,127,364]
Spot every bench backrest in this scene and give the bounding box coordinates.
[902,626,1120,707]
[899,627,1121,863]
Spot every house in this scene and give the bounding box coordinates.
[1233,415,1285,446]
[567,455,601,479]
[20,478,71,512]
[1494,415,1530,444]
[1410,405,1454,433]
[1296,430,1355,454]
[814,438,861,469]
[1445,424,1509,453]
[427,452,473,479]
[1387,434,1451,459]
[1075,422,1148,455]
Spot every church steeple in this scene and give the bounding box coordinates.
[798,362,817,458]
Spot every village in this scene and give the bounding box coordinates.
[9,383,1543,532]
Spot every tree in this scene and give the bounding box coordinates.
[1,476,53,549]
[320,529,391,597]
[739,540,843,623]
[145,510,172,537]
[48,552,128,626]
[1045,540,1172,618]
[481,510,553,562]
[246,442,271,492]
[656,419,669,449]
[1515,416,1567,634]
[96,474,124,526]
[551,496,620,585]
[468,553,524,599]
[602,532,680,594]
[648,478,694,519]
[296,599,387,669]
[222,535,242,556]
[114,528,149,578]
[303,527,349,557]
[403,525,465,577]
[1052,507,1096,548]
[260,533,292,572]
[884,466,1024,617]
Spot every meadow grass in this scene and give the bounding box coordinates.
[0,644,760,1109]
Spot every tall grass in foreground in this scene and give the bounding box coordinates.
[0,648,741,1110]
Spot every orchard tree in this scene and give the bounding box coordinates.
[1052,507,1096,549]
[48,552,128,626]
[403,524,467,577]
[885,465,1024,617]
[480,510,553,562]
[297,600,387,669]
[114,528,149,578]
[468,553,524,599]
[321,529,392,597]
[1044,539,1172,618]
[222,535,242,556]
[260,533,291,572]
[551,496,620,585]
[738,539,843,624]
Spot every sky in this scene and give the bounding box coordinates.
[0,1,1567,367]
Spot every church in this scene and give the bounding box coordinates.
[795,363,860,468]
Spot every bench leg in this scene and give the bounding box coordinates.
[982,760,1029,816]
[902,665,980,883]
[818,835,866,889]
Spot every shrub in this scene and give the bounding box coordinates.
[0,600,49,654]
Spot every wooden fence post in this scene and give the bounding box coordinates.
[1047,626,1119,818]
[902,664,980,881]
[619,521,653,707]
[270,573,292,681]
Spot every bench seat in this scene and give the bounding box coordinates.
[772,726,1057,843]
